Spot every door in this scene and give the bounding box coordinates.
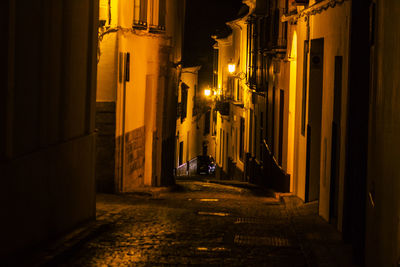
[329,56,342,225]
[278,89,284,166]
[305,38,324,202]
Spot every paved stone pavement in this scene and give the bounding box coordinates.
[24,179,357,266]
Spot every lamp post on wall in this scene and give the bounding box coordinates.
[204,88,211,97]
[228,63,236,74]
[227,62,246,80]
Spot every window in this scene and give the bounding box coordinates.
[236,79,240,101]
[212,110,217,136]
[204,111,210,135]
[134,0,165,30]
[180,83,188,122]
[99,0,110,26]
[301,40,309,136]
[133,0,147,26]
[179,141,183,166]
[158,0,166,29]
[239,117,245,161]
[192,84,197,117]
[149,0,166,30]
[213,49,219,88]
[227,77,234,99]
[125,53,130,82]
[246,21,252,82]
[219,129,223,164]
[260,112,264,161]
[254,114,257,157]
[273,8,280,44]
[250,20,257,86]
[249,110,254,156]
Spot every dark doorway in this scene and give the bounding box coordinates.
[329,56,342,226]
[179,141,184,166]
[278,89,284,166]
[342,1,371,264]
[250,110,254,156]
[305,38,324,202]
[202,142,208,156]
[226,132,229,169]
[271,87,276,154]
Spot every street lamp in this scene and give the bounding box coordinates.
[228,63,236,74]
[204,88,211,97]
[227,62,246,80]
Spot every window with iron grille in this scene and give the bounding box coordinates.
[149,0,166,30]
[251,20,257,86]
[133,0,166,30]
[158,0,166,30]
[246,21,252,82]
[133,0,147,27]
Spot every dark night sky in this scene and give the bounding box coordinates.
[183,0,244,89]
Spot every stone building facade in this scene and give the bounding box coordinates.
[96,0,185,192]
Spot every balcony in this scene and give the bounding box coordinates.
[215,100,230,116]
[293,0,309,6]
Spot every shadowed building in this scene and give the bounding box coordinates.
[1,0,98,259]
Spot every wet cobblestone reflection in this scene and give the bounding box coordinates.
[47,180,355,266]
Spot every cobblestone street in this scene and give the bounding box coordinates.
[31,179,356,266]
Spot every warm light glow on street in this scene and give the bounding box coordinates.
[204,88,211,96]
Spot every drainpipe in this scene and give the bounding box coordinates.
[120,52,129,192]
[306,14,310,44]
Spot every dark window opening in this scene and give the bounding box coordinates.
[204,111,210,135]
[179,141,183,166]
[260,111,264,162]
[180,83,188,122]
[213,49,219,88]
[240,117,245,161]
[158,0,166,29]
[301,40,309,136]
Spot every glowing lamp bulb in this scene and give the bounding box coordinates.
[204,89,211,96]
[228,63,236,74]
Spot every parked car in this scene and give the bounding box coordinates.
[197,155,215,175]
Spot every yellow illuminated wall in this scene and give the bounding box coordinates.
[175,66,216,170]
[287,31,297,192]
[291,2,351,226]
[97,0,184,191]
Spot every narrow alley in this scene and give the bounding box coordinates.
[3,0,400,266]
[27,178,354,266]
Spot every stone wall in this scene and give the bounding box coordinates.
[117,126,146,191]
